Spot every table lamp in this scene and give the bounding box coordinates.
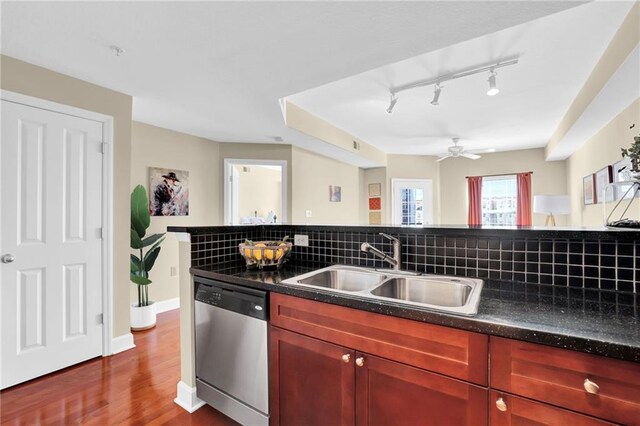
[534,195,570,226]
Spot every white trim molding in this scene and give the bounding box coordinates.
[223,158,288,225]
[175,381,206,413]
[156,297,180,313]
[111,333,136,355]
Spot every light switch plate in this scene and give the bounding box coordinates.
[294,234,309,246]
[305,210,313,218]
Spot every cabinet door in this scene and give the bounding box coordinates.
[270,326,355,426]
[490,391,615,426]
[355,352,488,426]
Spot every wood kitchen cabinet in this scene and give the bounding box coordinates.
[355,352,487,426]
[489,391,614,426]
[270,326,354,426]
[270,326,487,426]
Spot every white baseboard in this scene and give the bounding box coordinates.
[111,333,136,355]
[174,380,206,413]
[156,297,180,313]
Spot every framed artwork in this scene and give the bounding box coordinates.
[583,174,595,205]
[595,165,613,203]
[369,211,382,225]
[613,157,639,200]
[368,183,381,197]
[329,185,341,202]
[149,167,189,216]
[368,197,381,210]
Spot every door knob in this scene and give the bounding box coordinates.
[1,254,15,264]
[355,356,365,367]
[341,354,351,363]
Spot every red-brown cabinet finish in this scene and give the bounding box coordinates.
[270,293,489,385]
[490,336,640,425]
[269,326,355,426]
[355,352,488,426]
[489,391,615,426]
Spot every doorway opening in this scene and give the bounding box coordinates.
[224,159,287,225]
[391,179,433,226]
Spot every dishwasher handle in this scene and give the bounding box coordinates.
[195,277,268,321]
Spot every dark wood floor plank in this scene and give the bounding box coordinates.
[0,309,239,426]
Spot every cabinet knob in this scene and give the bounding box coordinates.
[584,379,600,395]
[495,397,507,412]
[341,354,351,363]
[355,356,365,367]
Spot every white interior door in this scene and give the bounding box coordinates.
[1,100,104,389]
[392,179,433,226]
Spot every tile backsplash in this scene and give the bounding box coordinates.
[186,225,639,294]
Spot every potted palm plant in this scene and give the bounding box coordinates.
[130,185,165,330]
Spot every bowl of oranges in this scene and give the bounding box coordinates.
[239,236,292,269]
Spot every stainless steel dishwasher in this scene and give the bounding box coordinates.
[194,277,269,426]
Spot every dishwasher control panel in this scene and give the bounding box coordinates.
[195,278,268,321]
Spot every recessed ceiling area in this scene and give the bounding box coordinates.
[1,1,592,166]
[285,1,635,157]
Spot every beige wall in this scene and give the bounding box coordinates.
[292,147,361,224]
[360,167,387,224]
[130,121,221,304]
[439,149,568,226]
[1,55,133,339]
[219,143,292,223]
[234,164,282,220]
[567,99,640,227]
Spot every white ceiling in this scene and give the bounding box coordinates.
[1,1,591,166]
[286,1,635,156]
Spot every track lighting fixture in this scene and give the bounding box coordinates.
[487,70,499,96]
[430,84,442,106]
[386,93,398,114]
[384,58,517,113]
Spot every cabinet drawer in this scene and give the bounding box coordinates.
[490,391,614,426]
[271,293,488,385]
[490,337,640,425]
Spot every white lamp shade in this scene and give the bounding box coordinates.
[533,195,570,215]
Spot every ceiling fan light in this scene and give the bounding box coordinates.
[386,93,398,114]
[430,84,441,106]
[487,71,499,96]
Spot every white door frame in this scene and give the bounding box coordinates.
[1,90,115,356]
[391,178,434,226]
[223,158,288,225]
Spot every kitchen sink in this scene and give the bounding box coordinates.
[370,277,472,308]
[282,265,483,316]
[294,267,387,292]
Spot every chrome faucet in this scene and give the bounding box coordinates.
[361,233,401,271]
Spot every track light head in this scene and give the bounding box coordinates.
[386,93,398,114]
[487,70,499,96]
[430,84,442,106]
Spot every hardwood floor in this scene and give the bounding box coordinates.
[0,309,239,425]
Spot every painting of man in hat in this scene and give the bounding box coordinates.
[149,168,189,216]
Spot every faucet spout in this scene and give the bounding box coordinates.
[360,234,402,271]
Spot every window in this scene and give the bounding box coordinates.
[481,175,517,226]
[401,188,424,225]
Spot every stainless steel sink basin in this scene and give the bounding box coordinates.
[293,267,387,292]
[282,265,483,316]
[371,277,472,307]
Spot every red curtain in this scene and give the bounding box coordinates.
[467,176,483,226]
[516,172,532,226]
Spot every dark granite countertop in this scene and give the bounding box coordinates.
[191,260,640,363]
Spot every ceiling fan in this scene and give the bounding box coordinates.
[436,138,481,162]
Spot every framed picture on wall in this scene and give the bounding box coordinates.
[613,157,639,200]
[595,165,613,203]
[583,174,596,205]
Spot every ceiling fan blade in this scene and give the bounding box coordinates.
[436,154,453,162]
[460,152,481,160]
